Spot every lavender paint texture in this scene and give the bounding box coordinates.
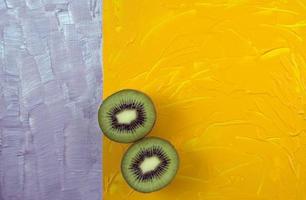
[0,0,102,200]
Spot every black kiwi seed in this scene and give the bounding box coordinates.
[98,89,156,143]
[108,99,146,133]
[121,137,179,193]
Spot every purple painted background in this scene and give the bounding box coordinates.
[0,0,102,199]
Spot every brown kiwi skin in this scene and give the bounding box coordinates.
[121,137,180,193]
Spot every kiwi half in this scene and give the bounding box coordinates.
[98,89,156,143]
[121,137,179,193]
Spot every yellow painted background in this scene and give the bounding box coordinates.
[103,1,306,199]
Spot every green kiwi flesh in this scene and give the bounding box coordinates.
[121,137,179,193]
[98,89,156,143]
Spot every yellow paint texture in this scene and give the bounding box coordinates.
[103,1,306,199]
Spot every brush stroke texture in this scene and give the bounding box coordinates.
[103,1,306,200]
[0,0,102,200]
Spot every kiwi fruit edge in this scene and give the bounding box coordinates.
[98,89,156,143]
[121,137,180,193]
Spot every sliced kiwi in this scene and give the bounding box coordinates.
[98,89,156,143]
[121,137,179,193]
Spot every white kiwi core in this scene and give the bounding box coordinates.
[139,156,161,174]
[116,109,137,124]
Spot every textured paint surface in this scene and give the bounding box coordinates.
[0,0,102,200]
[104,1,306,199]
